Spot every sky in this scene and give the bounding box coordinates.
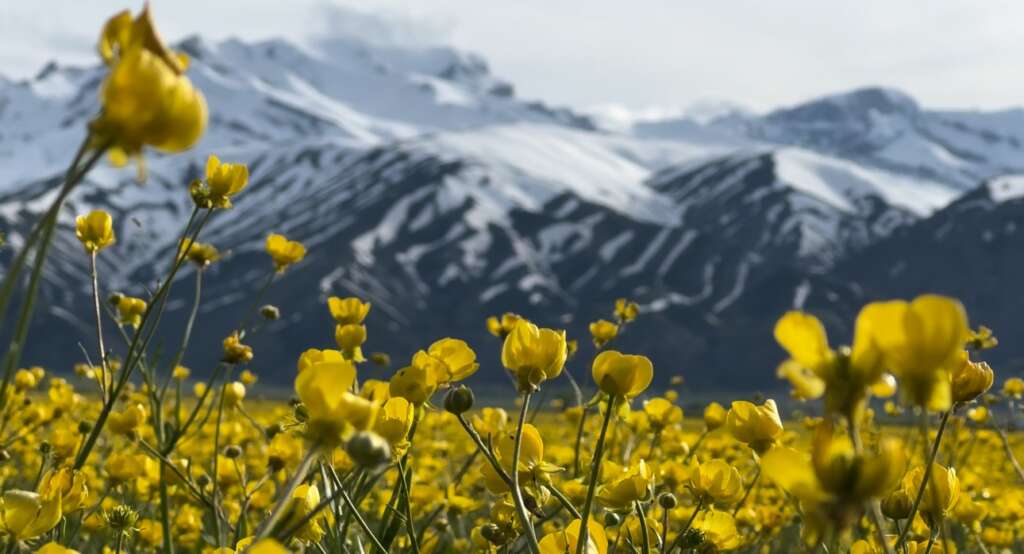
[3,0,1023,116]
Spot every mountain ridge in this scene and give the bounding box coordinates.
[2,36,1023,389]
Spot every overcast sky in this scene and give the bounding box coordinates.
[3,1,1022,114]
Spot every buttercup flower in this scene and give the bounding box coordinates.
[589,319,619,348]
[614,298,639,322]
[951,350,994,403]
[539,519,607,554]
[591,350,653,399]
[222,331,253,364]
[859,294,969,411]
[688,459,744,505]
[726,399,783,453]
[335,323,367,362]
[0,490,62,541]
[116,295,147,328]
[75,210,116,253]
[265,233,306,273]
[190,155,248,208]
[327,296,371,325]
[501,320,568,392]
[91,6,207,174]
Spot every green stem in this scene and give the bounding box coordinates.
[253,445,320,540]
[731,464,761,516]
[73,208,212,470]
[682,429,708,463]
[665,497,704,553]
[635,500,651,554]
[89,253,110,403]
[510,392,541,554]
[0,141,107,411]
[894,409,951,550]
[576,395,616,554]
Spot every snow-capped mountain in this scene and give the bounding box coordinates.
[2,35,1022,388]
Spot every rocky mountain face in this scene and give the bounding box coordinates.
[2,35,1023,389]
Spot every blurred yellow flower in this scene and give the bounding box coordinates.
[588,319,619,348]
[726,399,783,453]
[265,233,306,273]
[92,6,206,173]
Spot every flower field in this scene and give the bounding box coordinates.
[2,7,1024,554]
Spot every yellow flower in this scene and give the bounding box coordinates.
[426,338,479,383]
[240,369,258,386]
[92,7,207,173]
[1002,376,1024,398]
[539,519,607,554]
[951,351,993,403]
[0,490,62,541]
[75,210,115,253]
[642,398,682,430]
[703,401,727,431]
[276,484,324,543]
[193,155,248,209]
[178,239,219,267]
[688,459,744,505]
[334,323,367,363]
[501,319,567,392]
[596,460,652,509]
[592,350,653,399]
[265,233,306,273]
[390,351,442,405]
[105,452,147,482]
[482,423,561,493]
[774,307,885,416]
[116,295,147,328]
[222,332,253,364]
[36,543,80,554]
[38,468,88,513]
[691,510,742,551]
[172,365,190,380]
[902,463,960,523]
[374,397,415,457]
[327,297,371,325]
[295,359,376,445]
[726,399,783,453]
[859,294,969,411]
[614,298,639,322]
[588,319,619,348]
[224,381,246,408]
[297,348,345,373]
[107,403,146,435]
[486,313,521,338]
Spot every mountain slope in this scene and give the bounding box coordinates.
[1,37,1018,388]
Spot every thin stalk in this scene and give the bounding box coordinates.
[73,208,212,470]
[89,253,110,402]
[576,395,616,554]
[996,426,1024,483]
[511,392,541,554]
[635,500,651,554]
[665,498,704,553]
[253,445,320,540]
[545,483,582,519]
[159,268,203,406]
[894,408,952,550]
[683,429,709,463]
[731,464,761,517]
[0,141,108,410]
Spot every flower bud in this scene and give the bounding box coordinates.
[603,512,622,527]
[195,474,211,488]
[444,385,475,415]
[107,292,124,306]
[105,505,139,532]
[952,355,994,404]
[260,305,280,321]
[480,524,505,545]
[223,445,242,459]
[658,492,678,510]
[881,488,913,520]
[345,431,391,469]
